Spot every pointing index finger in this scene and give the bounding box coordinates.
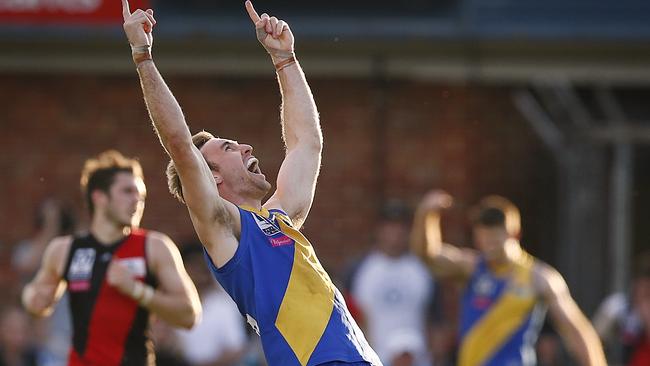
[245,0,261,24]
[121,0,131,20]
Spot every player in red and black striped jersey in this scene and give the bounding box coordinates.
[22,150,202,366]
[64,229,156,365]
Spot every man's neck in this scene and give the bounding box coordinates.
[90,217,131,245]
[225,193,263,210]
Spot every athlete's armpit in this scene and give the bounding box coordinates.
[173,145,242,266]
[264,142,321,230]
[134,60,239,240]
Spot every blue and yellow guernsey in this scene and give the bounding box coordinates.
[459,251,547,366]
[203,206,382,366]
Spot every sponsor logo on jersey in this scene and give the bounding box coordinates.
[472,296,493,309]
[269,235,294,247]
[474,274,496,296]
[472,275,496,309]
[251,212,294,247]
[252,212,282,236]
[69,280,91,291]
[69,248,96,281]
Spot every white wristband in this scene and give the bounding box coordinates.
[131,44,152,65]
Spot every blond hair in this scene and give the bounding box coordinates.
[166,130,215,203]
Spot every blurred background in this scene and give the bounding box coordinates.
[1,0,649,365]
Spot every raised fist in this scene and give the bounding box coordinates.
[106,259,136,297]
[418,190,453,213]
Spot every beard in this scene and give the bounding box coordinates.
[245,173,272,199]
[223,171,272,201]
[105,206,138,228]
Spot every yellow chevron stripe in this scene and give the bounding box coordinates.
[459,253,537,366]
[274,218,334,366]
[241,206,335,366]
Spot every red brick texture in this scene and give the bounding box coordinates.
[0,74,556,277]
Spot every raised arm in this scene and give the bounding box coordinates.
[22,236,70,317]
[536,264,607,366]
[243,1,323,228]
[410,190,476,279]
[106,232,202,329]
[121,0,239,262]
[592,292,626,343]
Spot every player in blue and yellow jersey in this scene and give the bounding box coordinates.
[121,1,381,365]
[411,191,607,366]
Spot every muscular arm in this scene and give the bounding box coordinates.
[242,1,322,228]
[108,232,202,329]
[536,264,607,366]
[410,191,476,279]
[264,60,322,229]
[21,236,70,317]
[122,0,239,265]
[145,233,202,329]
[136,63,239,251]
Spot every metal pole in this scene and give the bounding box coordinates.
[596,87,634,293]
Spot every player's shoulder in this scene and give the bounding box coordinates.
[532,260,562,280]
[44,235,74,274]
[264,202,291,219]
[531,260,568,298]
[263,199,300,227]
[143,230,182,257]
[143,229,172,243]
[143,230,178,254]
[47,235,74,255]
[50,234,73,246]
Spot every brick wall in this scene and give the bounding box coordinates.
[0,73,557,277]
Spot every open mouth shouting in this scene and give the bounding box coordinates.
[246,157,263,175]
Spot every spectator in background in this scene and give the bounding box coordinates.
[593,252,650,365]
[12,199,76,284]
[152,318,190,366]
[382,330,425,366]
[11,199,76,366]
[350,201,435,366]
[0,307,38,366]
[175,245,247,366]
